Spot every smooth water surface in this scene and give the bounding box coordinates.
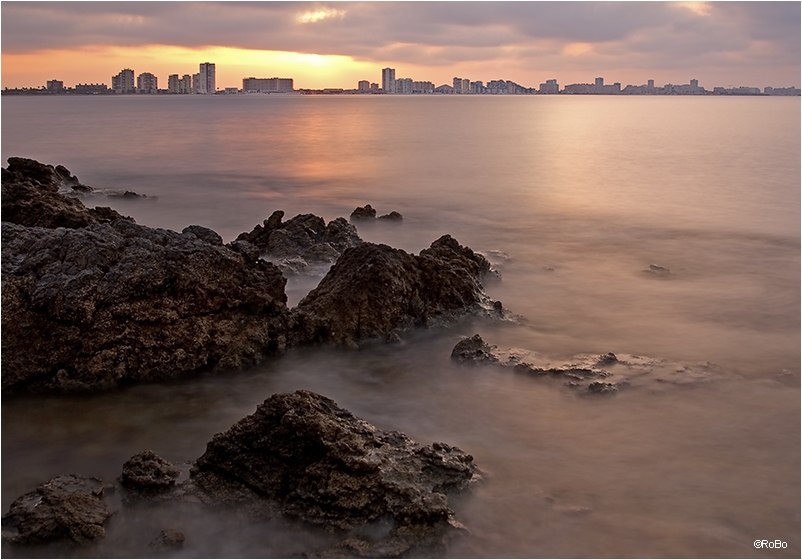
[2,94,799,557]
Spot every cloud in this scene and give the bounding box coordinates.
[1,1,799,87]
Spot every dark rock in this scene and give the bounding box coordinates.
[586,381,618,395]
[290,235,498,348]
[2,157,131,229]
[120,450,180,492]
[148,529,185,551]
[235,211,362,275]
[451,334,500,365]
[1,475,111,546]
[182,225,223,246]
[350,204,377,221]
[645,264,671,276]
[192,390,480,550]
[377,211,403,222]
[1,219,290,394]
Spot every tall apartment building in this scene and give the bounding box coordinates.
[180,74,192,94]
[199,62,216,94]
[453,77,471,94]
[192,73,201,93]
[242,77,294,92]
[358,80,371,92]
[137,72,158,94]
[396,77,413,94]
[46,80,64,92]
[168,74,180,94]
[112,69,135,94]
[381,68,396,93]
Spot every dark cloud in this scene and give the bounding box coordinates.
[2,1,799,84]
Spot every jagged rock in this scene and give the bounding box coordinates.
[1,218,290,394]
[148,529,185,551]
[451,334,500,365]
[192,390,480,552]
[290,235,500,348]
[2,157,130,229]
[645,264,671,277]
[1,475,111,546]
[182,224,223,246]
[235,211,363,275]
[350,204,377,221]
[120,450,180,492]
[377,211,403,222]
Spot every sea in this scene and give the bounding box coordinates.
[1,94,799,558]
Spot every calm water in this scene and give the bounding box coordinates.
[2,95,800,558]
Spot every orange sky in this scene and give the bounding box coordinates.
[2,2,799,91]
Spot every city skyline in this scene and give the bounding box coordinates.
[1,2,800,91]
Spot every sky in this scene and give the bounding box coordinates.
[1,1,800,91]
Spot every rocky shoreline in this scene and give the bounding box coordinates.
[2,157,504,395]
[2,390,483,557]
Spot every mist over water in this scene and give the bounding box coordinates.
[2,95,799,557]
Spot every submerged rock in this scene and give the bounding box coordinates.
[192,389,481,554]
[120,450,180,493]
[451,334,736,394]
[290,235,502,348]
[148,529,185,551]
[349,204,377,221]
[1,475,111,546]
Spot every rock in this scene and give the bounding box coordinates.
[451,335,736,394]
[290,235,499,348]
[148,529,185,551]
[192,390,480,552]
[645,263,671,276]
[235,211,363,275]
[451,334,500,365]
[1,475,111,546]
[2,157,131,229]
[377,211,403,222]
[350,204,377,221]
[182,224,223,246]
[1,219,290,394]
[120,450,180,493]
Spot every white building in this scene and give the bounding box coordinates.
[382,67,396,93]
[242,77,294,92]
[111,69,135,94]
[199,62,215,94]
[168,74,180,94]
[137,72,158,94]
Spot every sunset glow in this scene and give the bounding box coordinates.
[2,45,376,90]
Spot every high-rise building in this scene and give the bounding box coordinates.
[137,72,158,94]
[358,80,371,92]
[192,73,201,93]
[539,79,559,94]
[46,80,64,92]
[199,62,216,94]
[168,74,180,94]
[382,68,396,93]
[112,69,135,94]
[179,74,192,94]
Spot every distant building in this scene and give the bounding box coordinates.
[137,72,158,94]
[764,86,801,96]
[452,77,471,94]
[434,84,454,94]
[539,79,559,94]
[112,69,135,94]
[396,77,413,94]
[370,83,379,92]
[192,73,201,93]
[242,77,294,92]
[179,74,192,94]
[412,80,434,94]
[199,62,215,94]
[224,87,239,94]
[358,80,371,92]
[46,80,64,93]
[382,68,396,94]
[168,74,180,94]
[73,83,108,94]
